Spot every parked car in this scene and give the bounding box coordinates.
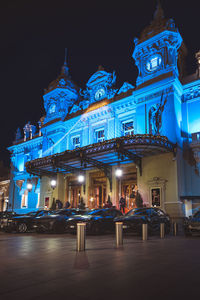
[4,210,53,233]
[114,207,171,235]
[184,210,200,236]
[34,208,86,233]
[0,211,18,231]
[66,208,123,234]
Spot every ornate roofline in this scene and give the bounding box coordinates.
[135,1,178,45]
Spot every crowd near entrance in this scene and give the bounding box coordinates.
[59,165,141,213]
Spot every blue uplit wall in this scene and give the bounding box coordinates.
[8,13,200,213]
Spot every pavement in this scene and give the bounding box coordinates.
[0,231,200,300]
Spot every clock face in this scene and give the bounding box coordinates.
[95,88,106,101]
[146,55,162,72]
[49,103,56,114]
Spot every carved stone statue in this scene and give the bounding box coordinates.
[149,92,168,135]
[15,128,22,141]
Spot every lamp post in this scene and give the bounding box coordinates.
[115,167,123,178]
[27,181,33,192]
[77,174,85,184]
[77,174,85,207]
[115,166,123,211]
[50,179,57,190]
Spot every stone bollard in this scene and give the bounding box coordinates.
[142,223,148,241]
[115,222,123,247]
[160,223,165,239]
[77,223,86,252]
[173,222,178,236]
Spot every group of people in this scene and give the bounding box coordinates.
[58,196,127,214]
[64,198,85,210]
[103,196,126,214]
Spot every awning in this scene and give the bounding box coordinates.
[26,135,176,182]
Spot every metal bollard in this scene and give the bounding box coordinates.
[142,223,148,241]
[173,222,178,236]
[115,222,123,247]
[160,223,165,239]
[77,223,86,252]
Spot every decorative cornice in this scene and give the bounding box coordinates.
[147,176,168,189]
[10,137,43,154]
[182,85,200,102]
[134,86,173,105]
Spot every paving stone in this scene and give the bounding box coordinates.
[0,233,199,300]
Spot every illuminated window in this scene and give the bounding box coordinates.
[146,55,162,72]
[49,103,56,114]
[123,121,134,136]
[95,129,105,143]
[21,190,28,208]
[72,136,80,149]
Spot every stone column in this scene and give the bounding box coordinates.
[111,166,119,208]
[40,176,52,209]
[83,171,89,208]
[57,173,65,205]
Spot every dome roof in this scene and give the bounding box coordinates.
[138,1,178,44]
[44,63,79,95]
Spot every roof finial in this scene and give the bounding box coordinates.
[154,0,164,20]
[64,48,67,66]
[97,65,104,71]
[61,48,69,76]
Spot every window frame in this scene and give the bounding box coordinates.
[95,128,105,143]
[21,190,28,208]
[71,135,81,149]
[122,120,134,136]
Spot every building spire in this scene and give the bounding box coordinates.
[61,48,69,76]
[154,0,164,21]
[64,48,67,66]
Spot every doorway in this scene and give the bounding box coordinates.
[90,172,107,208]
[120,166,137,211]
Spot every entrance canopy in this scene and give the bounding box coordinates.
[26,135,176,180]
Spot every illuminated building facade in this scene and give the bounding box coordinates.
[8,3,200,217]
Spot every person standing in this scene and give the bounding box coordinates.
[79,198,85,209]
[119,196,126,214]
[64,200,70,209]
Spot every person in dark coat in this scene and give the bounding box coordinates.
[64,200,70,209]
[78,198,85,209]
[56,200,63,209]
[104,198,113,208]
[119,196,126,214]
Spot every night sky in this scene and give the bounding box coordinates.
[0,0,199,167]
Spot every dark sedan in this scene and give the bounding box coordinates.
[34,209,86,233]
[5,210,52,233]
[184,210,200,236]
[66,208,123,234]
[114,207,171,235]
[0,211,18,231]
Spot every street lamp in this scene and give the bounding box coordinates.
[77,174,85,183]
[50,179,57,189]
[27,182,33,192]
[115,167,123,178]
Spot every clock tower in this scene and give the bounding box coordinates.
[133,1,182,87]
